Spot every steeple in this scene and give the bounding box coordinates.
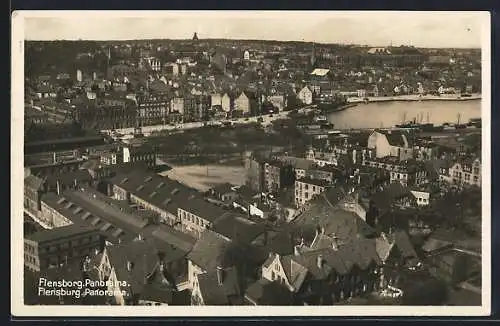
[192,32,199,41]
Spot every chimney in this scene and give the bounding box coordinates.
[216,266,224,285]
[56,180,61,195]
[53,152,57,164]
[317,255,324,269]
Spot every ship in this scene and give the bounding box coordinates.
[394,112,444,132]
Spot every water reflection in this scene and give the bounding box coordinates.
[328,100,481,129]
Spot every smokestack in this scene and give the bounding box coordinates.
[317,255,324,269]
[56,180,61,195]
[53,152,57,164]
[216,266,224,285]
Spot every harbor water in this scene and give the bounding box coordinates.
[328,99,481,129]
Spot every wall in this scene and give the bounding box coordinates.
[410,190,430,206]
[221,95,231,112]
[188,260,205,291]
[178,208,210,239]
[262,255,294,292]
[367,132,391,158]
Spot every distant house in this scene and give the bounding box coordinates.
[263,160,296,194]
[375,231,421,288]
[448,157,481,187]
[170,97,185,114]
[186,230,231,291]
[221,93,233,112]
[234,91,259,116]
[367,129,414,160]
[277,156,316,180]
[210,93,223,107]
[94,239,183,305]
[367,47,391,55]
[207,183,238,203]
[191,264,242,305]
[267,94,287,112]
[298,86,314,105]
[294,178,330,208]
[177,198,229,238]
[24,175,46,215]
[261,239,382,304]
[293,187,375,242]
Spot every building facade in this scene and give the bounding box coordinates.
[294,178,329,207]
[24,224,104,272]
[136,92,170,126]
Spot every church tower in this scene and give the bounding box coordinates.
[192,32,199,41]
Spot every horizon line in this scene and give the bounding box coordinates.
[23,37,482,50]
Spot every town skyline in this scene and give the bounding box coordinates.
[22,11,485,48]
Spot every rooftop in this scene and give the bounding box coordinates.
[111,170,201,216]
[187,230,231,271]
[26,224,101,243]
[296,177,332,188]
[178,197,229,224]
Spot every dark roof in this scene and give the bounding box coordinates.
[187,230,231,271]
[277,156,316,170]
[45,170,93,188]
[40,189,148,243]
[287,238,382,284]
[296,177,332,188]
[244,279,293,305]
[392,231,419,260]
[293,190,375,242]
[212,213,266,244]
[110,170,201,216]
[234,185,260,203]
[178,198,228,224]
[374,129,411,147]
[106,239,181,297]
[196,267,241,305]
[151,225,196,253]
[210,183,236,195]
[25,135,105,147]
[263,229,295,256]
[26,224,101,243]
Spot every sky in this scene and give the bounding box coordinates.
[21,11,487,48]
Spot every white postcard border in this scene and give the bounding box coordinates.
[11,10,492,317]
